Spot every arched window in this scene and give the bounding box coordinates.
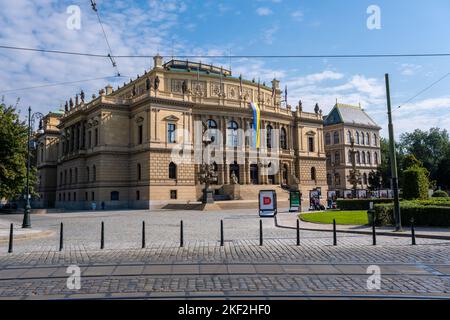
[333,131,340,144]
[74,168,78,183]
[311,167,316,181]
[280,127,287,149]
[363,173,368,185]
[361,131,365,145]
[374,152,379,165]
[373,133,378,146]
[325,132,331,145]
[362,151,366,164]
[327,174,332,185]
[266,125,273,148]
[169,162,177,179]
[86,167,89,182]
[69,169,72,184]
[367,152,371,164]
[334,151,341,164]
[111,191,119,201]
[335,173,341,185]
[366,132,370,146]
[348,150,352,163]
[356,151,361,164]
[227,120,239,147]
[347,130,352,143]
[92,165,96,181]
[206,119,218,144]
[137,163,142,181]
[326,153,331,166]
[229,161,240,183]
[356,132,360,144]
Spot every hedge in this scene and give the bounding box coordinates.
[373,202,450,227]
[432,190,449,198]
[336,199,394,211]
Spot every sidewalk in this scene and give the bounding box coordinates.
[275,212,450,240]
[0,219,55,243]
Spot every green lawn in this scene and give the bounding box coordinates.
[299,210,369,226]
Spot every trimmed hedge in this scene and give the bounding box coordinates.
[432,190,449,198]
[336,199,394,211]
[374,202,450,227]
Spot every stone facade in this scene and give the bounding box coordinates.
[323,103,382,197]
[36,56,330,210]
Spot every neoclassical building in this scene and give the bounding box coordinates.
[323,103,382,197]
[36,56,329,210]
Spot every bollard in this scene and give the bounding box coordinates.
[59,222,64,251]
[142,221,146,249]
[220,220,224,247]
[8,223,13,253]
[259,219,263,246]
[100,221,104,249]
[333,219,337,246]
[180,220,184,248]
[372,215,377,246]
[296,219,300,246]
[411,218,416,245]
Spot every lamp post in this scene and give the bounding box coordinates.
[22,107,43,229]
[199,123,216,204]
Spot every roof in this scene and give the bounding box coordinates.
[324,103,379,128]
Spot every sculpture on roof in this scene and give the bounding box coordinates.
[69,98,74,109]
[80,90,85,103]
[298,100,303,112]
[132,84,136,96]
[65,101,68,112]
[154,76,160,90]
[75,94,79,106]
[146,77,151,91]
[182,80,188,94]
[314,103,320,114]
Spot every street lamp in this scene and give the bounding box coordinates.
[22,106,44,229]
[199,123,217,204]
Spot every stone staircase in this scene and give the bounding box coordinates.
[237,185,290,201]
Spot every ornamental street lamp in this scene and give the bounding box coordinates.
[198,123,217,204]
[347,137,361,199]
[22,107,44,229]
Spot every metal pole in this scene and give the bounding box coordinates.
[59,222,64,251]
[296,219,300,246]
[372,216,377,246]
[100,221,104,249]
[142,221,146,249]
[385,74,402,231]
[411,218,416,245]
[8,224,13,253]
[220,220,224,246]
[22,107,32,228]
[180,220,184,247]
[259,219,263,246]
[333,219,337,246]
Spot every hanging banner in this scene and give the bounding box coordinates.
[250,102,261,148]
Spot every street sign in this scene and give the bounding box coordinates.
[259,190,277,217]
[289,190,301,212]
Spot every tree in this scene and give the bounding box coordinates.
[437,149,450,190]
[368,170,382,191]
[0,103,35,201]
[377,137,405,189]
[402,164,430,200]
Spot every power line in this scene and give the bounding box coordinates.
[397,72,450,110]
[2,45,450,59]
[0,75,126,94]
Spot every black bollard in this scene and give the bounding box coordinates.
[259,219,263,246]
[142,221,146,249]
[180,220,184,248]
[220,220,224,247]
[372,215,377,246]
[333,219,337,246]
[59,222,64,251]
[100,221,104,249]
[296,219,300,246]
[8,223,13,253]
[411,218,416,245]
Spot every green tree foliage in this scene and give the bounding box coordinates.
[368,170,382,191]
[0,103,34,200]
[399,128,450,189]
[402,165,430,200]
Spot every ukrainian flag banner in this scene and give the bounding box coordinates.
[250,102,261,148]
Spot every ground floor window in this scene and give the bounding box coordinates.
[111,191,119,201]
[136,190,140,201]
[229,162,240,183]
[250,164,258,184]
[170,190,177,199]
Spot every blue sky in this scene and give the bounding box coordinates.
[1,0,450,138]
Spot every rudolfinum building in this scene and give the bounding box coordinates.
[35,55,333,210]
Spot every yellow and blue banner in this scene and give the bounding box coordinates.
[250,102,261,148]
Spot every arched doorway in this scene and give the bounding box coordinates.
[282,164,289,185]
[229,161,240,184]
[250,164,259,184]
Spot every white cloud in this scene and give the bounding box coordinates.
[291,10,304,21]
[261,25,279,44]
[399,63,422,76]
[256,7,273,16]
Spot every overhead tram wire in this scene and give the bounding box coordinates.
[2,45,450,60]
[0,75,126,94]
[396,72,450,111]
[90,0,120,76]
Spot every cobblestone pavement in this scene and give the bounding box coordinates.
[0,210,449,299]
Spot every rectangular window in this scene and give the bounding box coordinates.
[85,192,88,201]
[308,137,315,152]
[167,123,176,143]
[73,192,76,202]
[136,190,140,201]
[170,190,177,199]
[88,131,92,148]
[95,128,98,146]
[138,125,143,144]
[91,192,95,201]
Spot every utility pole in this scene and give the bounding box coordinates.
[22,107,32,228]
[385,74,402,231]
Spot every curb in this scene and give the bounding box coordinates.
[274,217,450,241]
[0,230,55,243]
